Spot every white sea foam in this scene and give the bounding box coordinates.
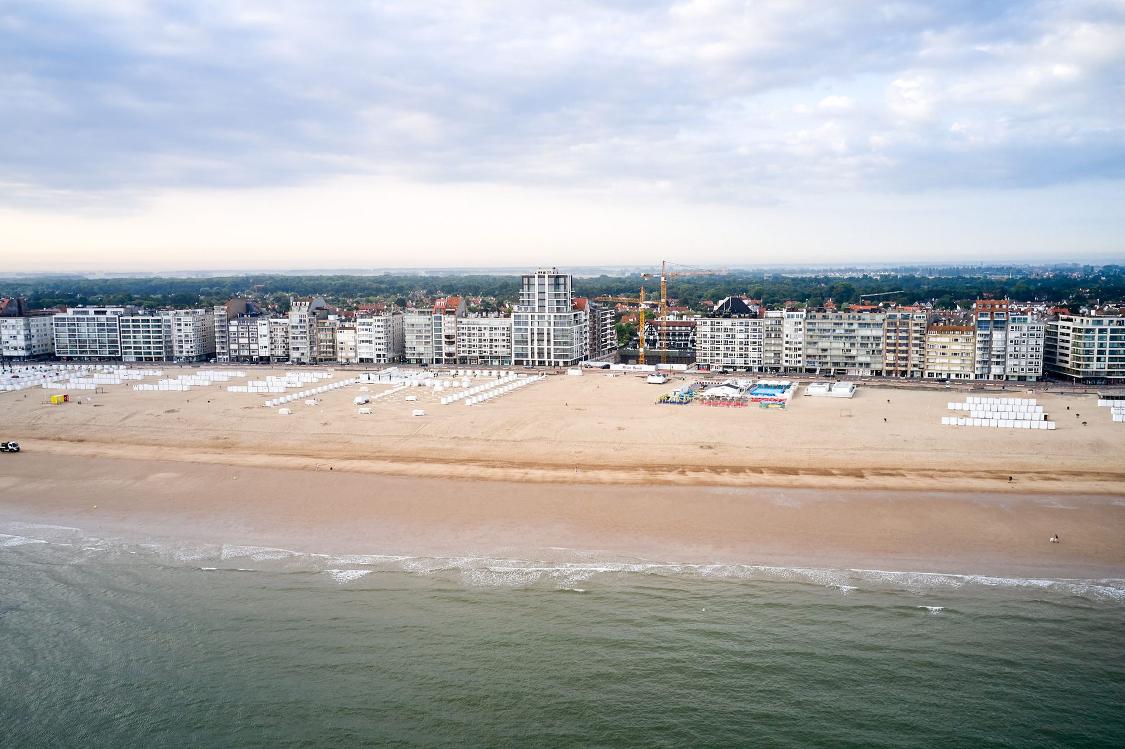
[220,545,300,562]
[329,553,411,565]
[324,569,372,584]
[5,522,1124,603]
[0,533,47,546]
[919,606,945,614]
[170,545,221,562]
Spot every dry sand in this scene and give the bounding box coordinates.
[3,369,1122,493]
[2,369,1123,576]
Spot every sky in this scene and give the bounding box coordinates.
[2,0,1124,271]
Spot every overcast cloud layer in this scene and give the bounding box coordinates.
[1,0,1124,268]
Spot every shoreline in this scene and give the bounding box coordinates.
[3,452,1123,581]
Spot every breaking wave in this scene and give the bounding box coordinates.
[2,522,1123,602]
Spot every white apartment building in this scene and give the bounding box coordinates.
[883,308,928,378]
[53,307,130,360]
[761,311,785,372]
[456,317,513,365]
[1004,313,1045,381]
[120,314,172,362]
[356,313,403,364]
[781,310,805,372]
[0,315,54,360]
[288,297,328,364]
[167,309,215,362]
[432,296,466,366]
[924,325,977,380]
[1046,314,1125,383]
[213,299,255,363]
[213,305,230,363]
[512,268,588,366]
[973,299,1009,380]
[695,298,805,373]
[335,323,358,364]
[268,318,291,362]
[228,317,274,363]
[696,316,763,371]
[403,311,435,364]
[803,310,886,376]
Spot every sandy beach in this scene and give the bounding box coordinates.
[2,369,1122,493]
[2,369,1124,577]
[3,452,1125,578]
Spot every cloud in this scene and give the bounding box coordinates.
[0,0,1123,211]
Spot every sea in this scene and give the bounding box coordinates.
[2,523,1124,748]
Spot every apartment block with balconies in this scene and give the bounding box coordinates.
[803,309,886,376]
[1046,314,1125,384]
[924,325,976,380]
[882,307,928,378]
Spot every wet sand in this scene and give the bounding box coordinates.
[2,452,1122,579]
[3,370,1123,577]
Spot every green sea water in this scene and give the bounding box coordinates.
[2,527,1124,748]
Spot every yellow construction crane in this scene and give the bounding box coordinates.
[593,289,649,365]
[641,260,726,363]
[638,287,646,366]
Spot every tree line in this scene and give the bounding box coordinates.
[2,266,1123,312]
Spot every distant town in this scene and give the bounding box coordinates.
[2,265,1124,384]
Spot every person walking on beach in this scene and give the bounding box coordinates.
[1050,534,1060,544]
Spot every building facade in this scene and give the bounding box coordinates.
[1004,313,1045,381]
[696,317,762,371]
[228,317,273,363]
[0,314,54,360]
[167,309,215,362]
[288,297,328,364]
[973,299,1010,380]
[213,299,254,363]
[883,307,928,378]
[924,325,977,380]
[52,307,130,360]
[803,310,886,376]
[512,268,588,366]
[456,317,513,365]
[781,309,806,372]
[1045,315,1125,383]
[586,299,617,359]
[356,313,403,364]
[120,314,172,362]
[335,323,358,364]
[315,318,339,363]
[695,298,762,371]
[642,318,698,360]
[761,311,785,372]
[432,296,466,366]
[268,318,291,362]
[403,311,435,364]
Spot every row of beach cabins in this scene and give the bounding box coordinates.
[942,396,1056,430]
